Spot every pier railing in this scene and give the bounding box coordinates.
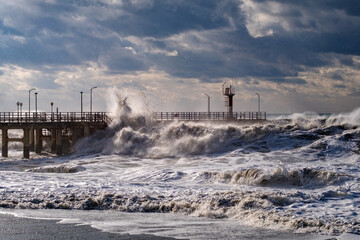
[0,112,109,124]
[153,112,266,121]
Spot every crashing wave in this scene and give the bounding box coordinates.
[326,108,360,127]
[201,167,351,188]
[0,190,358,236]
[74,94,360,158]
[26,164,85,173]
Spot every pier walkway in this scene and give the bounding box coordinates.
[153,111,266,122]
[0,112,110,158]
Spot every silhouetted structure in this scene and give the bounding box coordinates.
[223,82,235,118]
[0,112,110,158]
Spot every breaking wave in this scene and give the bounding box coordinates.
[326,107,360,127]
[74,95,360,158]
[0,190,358,235]
[201,167,351,188]
[26,164,85,173]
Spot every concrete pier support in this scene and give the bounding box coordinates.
[2,128,8,157]
[23,128,30,158]
[29,128,34,151]
[35,128,42,154]
[84,126,90,137]
[56,128,62,155]
[50,129,56,153]
[71,128,79,145]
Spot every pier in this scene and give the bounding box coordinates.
[153,111,266,122]
[0,112,110,158]
[1,81,266,159]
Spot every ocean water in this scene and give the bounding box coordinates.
[0,100,359,239]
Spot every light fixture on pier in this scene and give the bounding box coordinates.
[255,93,260,113]
[16,102,20,120]
[35,92,38,121]
[204,93,210,115]
[35,93,38,113]
[28,88,36,114]
[90,87,97,115]
[19,102,23,115]
[80,91,83,121]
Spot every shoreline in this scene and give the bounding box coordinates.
[0,210,346,240]
[0,213,174,240]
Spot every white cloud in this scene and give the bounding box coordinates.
[0,65,40,91]
[240,0,284,37]
[125,36,179,56]
[11,36,26,44]
[239,0,360,38]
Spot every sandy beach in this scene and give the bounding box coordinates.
[0,213,174,240]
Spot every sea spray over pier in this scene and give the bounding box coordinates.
[0,94,359,236]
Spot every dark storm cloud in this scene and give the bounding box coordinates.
[333,84,346,89]
[0,0,360,84]
[100,0,229,38]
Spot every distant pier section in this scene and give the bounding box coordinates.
[0,112,110,158]
[153,82,267,122]
[153,111,266,122]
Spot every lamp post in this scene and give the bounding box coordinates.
[16,102,20,122]
[20,102,23,121]
[35,92,38,121]
[28,88,36,120]
[90,86,97,119]
[204,94,210,118]
[50,102,54,121]
[80,91,83,121]
[255,93,260,113]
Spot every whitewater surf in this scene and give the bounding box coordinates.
[0,97,359,238]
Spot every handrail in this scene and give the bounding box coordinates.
[0,111,266,123]
[153,112,266,121]
[0,112,109,123]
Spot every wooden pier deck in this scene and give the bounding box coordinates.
[0,112,110,158]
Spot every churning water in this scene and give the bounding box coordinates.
[0,97,359,239]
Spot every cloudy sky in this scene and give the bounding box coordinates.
[1,0,359,114]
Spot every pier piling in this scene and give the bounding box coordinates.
[1,128,8,157]
[35,128,42,154]
[50,129,56,153]
[56,128,63,155]
[23,128,30,158]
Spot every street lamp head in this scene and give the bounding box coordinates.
[20,103,23,106]
[91,86,98,90]
[51,102,54,106]
[255,93,260,96]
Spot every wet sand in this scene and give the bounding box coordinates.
[0,213,174,240]
[1,212,352,240]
